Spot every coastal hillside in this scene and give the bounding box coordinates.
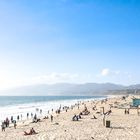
[1,83,140,96]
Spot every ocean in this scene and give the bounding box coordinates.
[0,96,106,122]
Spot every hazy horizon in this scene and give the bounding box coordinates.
[0,82,137,91]
[0,0,140,92]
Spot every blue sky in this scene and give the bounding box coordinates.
[0,0,140,89]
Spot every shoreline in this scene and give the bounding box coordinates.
[0,95,106,122]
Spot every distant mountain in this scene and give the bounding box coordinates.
[0,83,126,96]
[127,84,140,89]
[1,83,140,96]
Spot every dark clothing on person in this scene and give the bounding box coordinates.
[51,115,53,122]
[1,122,6,132]
[72,115,78,121]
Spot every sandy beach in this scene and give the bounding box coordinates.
[0,95,140,140]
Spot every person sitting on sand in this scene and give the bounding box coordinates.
[93,105,97,110]
[24,128,37,135]
[92,107,96,110]
[96,111,101,114]
[84,106,87,111]
[93,115,97,119]
[72,115,78,121]
[82,110,90,115]
[104,110,112,116]
[30,128,37,134]
[32,118,40,123]
[81,106,90,115]
[43,116,49,119]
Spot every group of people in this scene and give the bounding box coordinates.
[80,106,90,115]
[72,114,81,121]
[72,105,91,121]
[32,114,41,123]
[1,118,17,132]
[1,121,7,132]
[1,108,44,132]
[1,102,85,134]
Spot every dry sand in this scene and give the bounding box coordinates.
[0,95,140,140]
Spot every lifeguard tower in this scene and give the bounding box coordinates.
[133,98,140,107]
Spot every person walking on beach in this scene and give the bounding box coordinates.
[6,118,9,127]
[36,108,39,112]
[21,114,22,120]
[31,113,33,118]
[40,109,42,114]
[14,121,17,129]
[27,113,29,119]
[17,115,19,121]
[51,115,53,122]
[78,104,79,110]
[34,114,37,120]
[1,122,6,132]
[11,116,13,123]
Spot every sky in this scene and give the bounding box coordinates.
[0,0,140,90]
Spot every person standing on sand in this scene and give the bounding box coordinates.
[1,122,6,132]
[27,113,29,119]
[11,116,13,123]
[51,115,53,122]
[14,121,17,129]
[21,114,22,120]
[6,118,9,127]
[40,109,42,114]
[34,114,37,120]
[17,115,19,121]
[31,113,33,118]
[125,109,127,114]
